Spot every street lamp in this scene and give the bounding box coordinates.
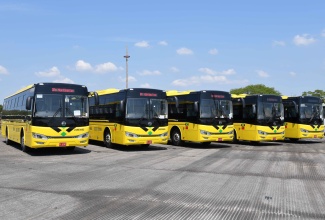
[124,47,130,89]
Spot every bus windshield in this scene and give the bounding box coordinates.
[300,103,322,119]
[126,98,168,119]
[257,102,284,120]
[200,99,232,119]
[34,94,89,118]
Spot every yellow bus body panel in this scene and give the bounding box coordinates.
[234,123,285,142]
[90,121,168,145]
[284,122,324,139]
[2,120,89,148]
[168,121,234,143]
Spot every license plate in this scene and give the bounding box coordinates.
[59,142,66,147]
[273,137,276,140]
[146,140,152,144]
[218,138,222,141]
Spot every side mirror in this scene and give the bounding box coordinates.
[194,101,199,112]
[120,100,124,112]
[92,92,99,106]
[252,104,256,114]
[26,96,33,110]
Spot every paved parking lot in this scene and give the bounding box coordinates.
[1,137,325,220]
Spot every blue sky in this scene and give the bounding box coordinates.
[1,0,325,102]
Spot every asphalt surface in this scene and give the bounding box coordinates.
[1,137,325,220]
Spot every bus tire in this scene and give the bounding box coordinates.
[21,134,29,152]
[232,131,239,143]
[5,129,11,145]
[171,129,183,146]
[289,138,299,142]
[104,130,113,148]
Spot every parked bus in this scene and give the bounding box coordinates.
[88,88,168,147]
[167,90,234,146]
[1,82,96,152]
[231,94,285,143]
[282,96,324,141]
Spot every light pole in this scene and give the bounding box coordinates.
[124,47,130,89]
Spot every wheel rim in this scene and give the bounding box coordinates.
[105,132,111,145]
[173,132,180,143]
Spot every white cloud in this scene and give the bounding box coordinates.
[256,70,269,78]
[158,41,168,46]
[94,62,118,73]
[35,66,61,77]
[293,34,316,46]
[176,47,193,55]
[75,60,92,71]
[140,83,151,88]
[198,68,217,75]
[53,77,74,84]
[118,75,137,83]
[198,68,236,75]
[135,41,150,48]
[272,40,286,46]
[209,48,218,55]
[322,29,325,37]
[221,69,236,75]
[138,70,161,76]
[170,67,180,73]
[171,75,228,86]
[75,60,118,73]
[289,71,296,76]
[0,65,9,74]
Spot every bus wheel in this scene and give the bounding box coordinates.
[104,130,113,148]
[171,129,183,146]
[5,130,11,145]
[289,138,299,142]
[21,135,29,152]
[232,131,239,143]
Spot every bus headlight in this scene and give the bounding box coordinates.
[300,129,308,133]
[160,132,168,137]
[125,132,138,138]
[77,132,89,139]
[32,132,48,140]
[200,130,211,136]
[258,130,267,135]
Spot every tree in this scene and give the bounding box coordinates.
[302,90,325,103]
[0,104,2,112]
[230,84,281,95]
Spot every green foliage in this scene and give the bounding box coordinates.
[0,104,2,112]
[230,84,281,95]
[302,90,325,103]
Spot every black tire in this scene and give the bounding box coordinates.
[171,129,183,146]
[289,138,299,142]
[232,130,239,143]
[21,135,29,152]
[5,130,11,145]
[104,130,113,148]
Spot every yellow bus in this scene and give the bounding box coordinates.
[231,94,285,143]
[1,82,96,152]
[282,96,324,141]
[88,88,168,147]
[167,90,234,146]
